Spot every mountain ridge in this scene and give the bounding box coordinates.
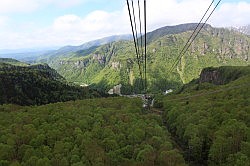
[38,34,132,63]
[146,23,212,43]
[0,63,101,105]
[0,58,29,66]
[43,23,249,94]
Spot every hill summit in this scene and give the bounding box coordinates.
[0,62,101,105]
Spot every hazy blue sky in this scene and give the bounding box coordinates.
[0,0,250,50]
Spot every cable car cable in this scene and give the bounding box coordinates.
[144,0,147,93]
[126,0,144,91]
[170,0,221,73]
[170,0,215,72]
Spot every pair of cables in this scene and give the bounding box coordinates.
[126,0,147,93]
[170,0,222,73]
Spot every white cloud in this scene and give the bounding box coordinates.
[41,0,87,8]
[0,10,130,49]
[53,15,82,31]
[1,0,250,49]
[55,0,84,8]
[46,10,130,46]
[0,0,87,14]
[146,0,250,29]
[210,2,250,27]
[0,16,8,28]
[0,0,39,13]
[147,0,212,30]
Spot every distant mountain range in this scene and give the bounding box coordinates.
[0,34,132,63]
[1,23,249,94]
[0,50,53,63]
[0,47,58,54]
[146,23,212,43]
[56,34,132,54]
[36,23,249,94]
[34,34,132,63]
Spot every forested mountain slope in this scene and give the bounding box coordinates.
[0,58,28,66]
[43,23,250,94]
[0,65,249,165]
[0,63,100,105]
[161,65,250,165]
[0,97,186,166]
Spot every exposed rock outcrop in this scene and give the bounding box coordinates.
[59,59,90,68]
[108,84,122,95]
[93,54,106,64]
[111,61,121,70]
[199,66,250,85]
[199,69,222,85]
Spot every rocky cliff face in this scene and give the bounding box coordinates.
[92,54,106,64]
[189,27,250,61]
[199,68,223,85]
[199,66,250,85]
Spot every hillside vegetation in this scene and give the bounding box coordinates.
[0,63,100,105]
[161,65,250,165]
[0,65,249,165]
[0,98,185,166]
[40,24,250,93]
[0,58,28,66]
